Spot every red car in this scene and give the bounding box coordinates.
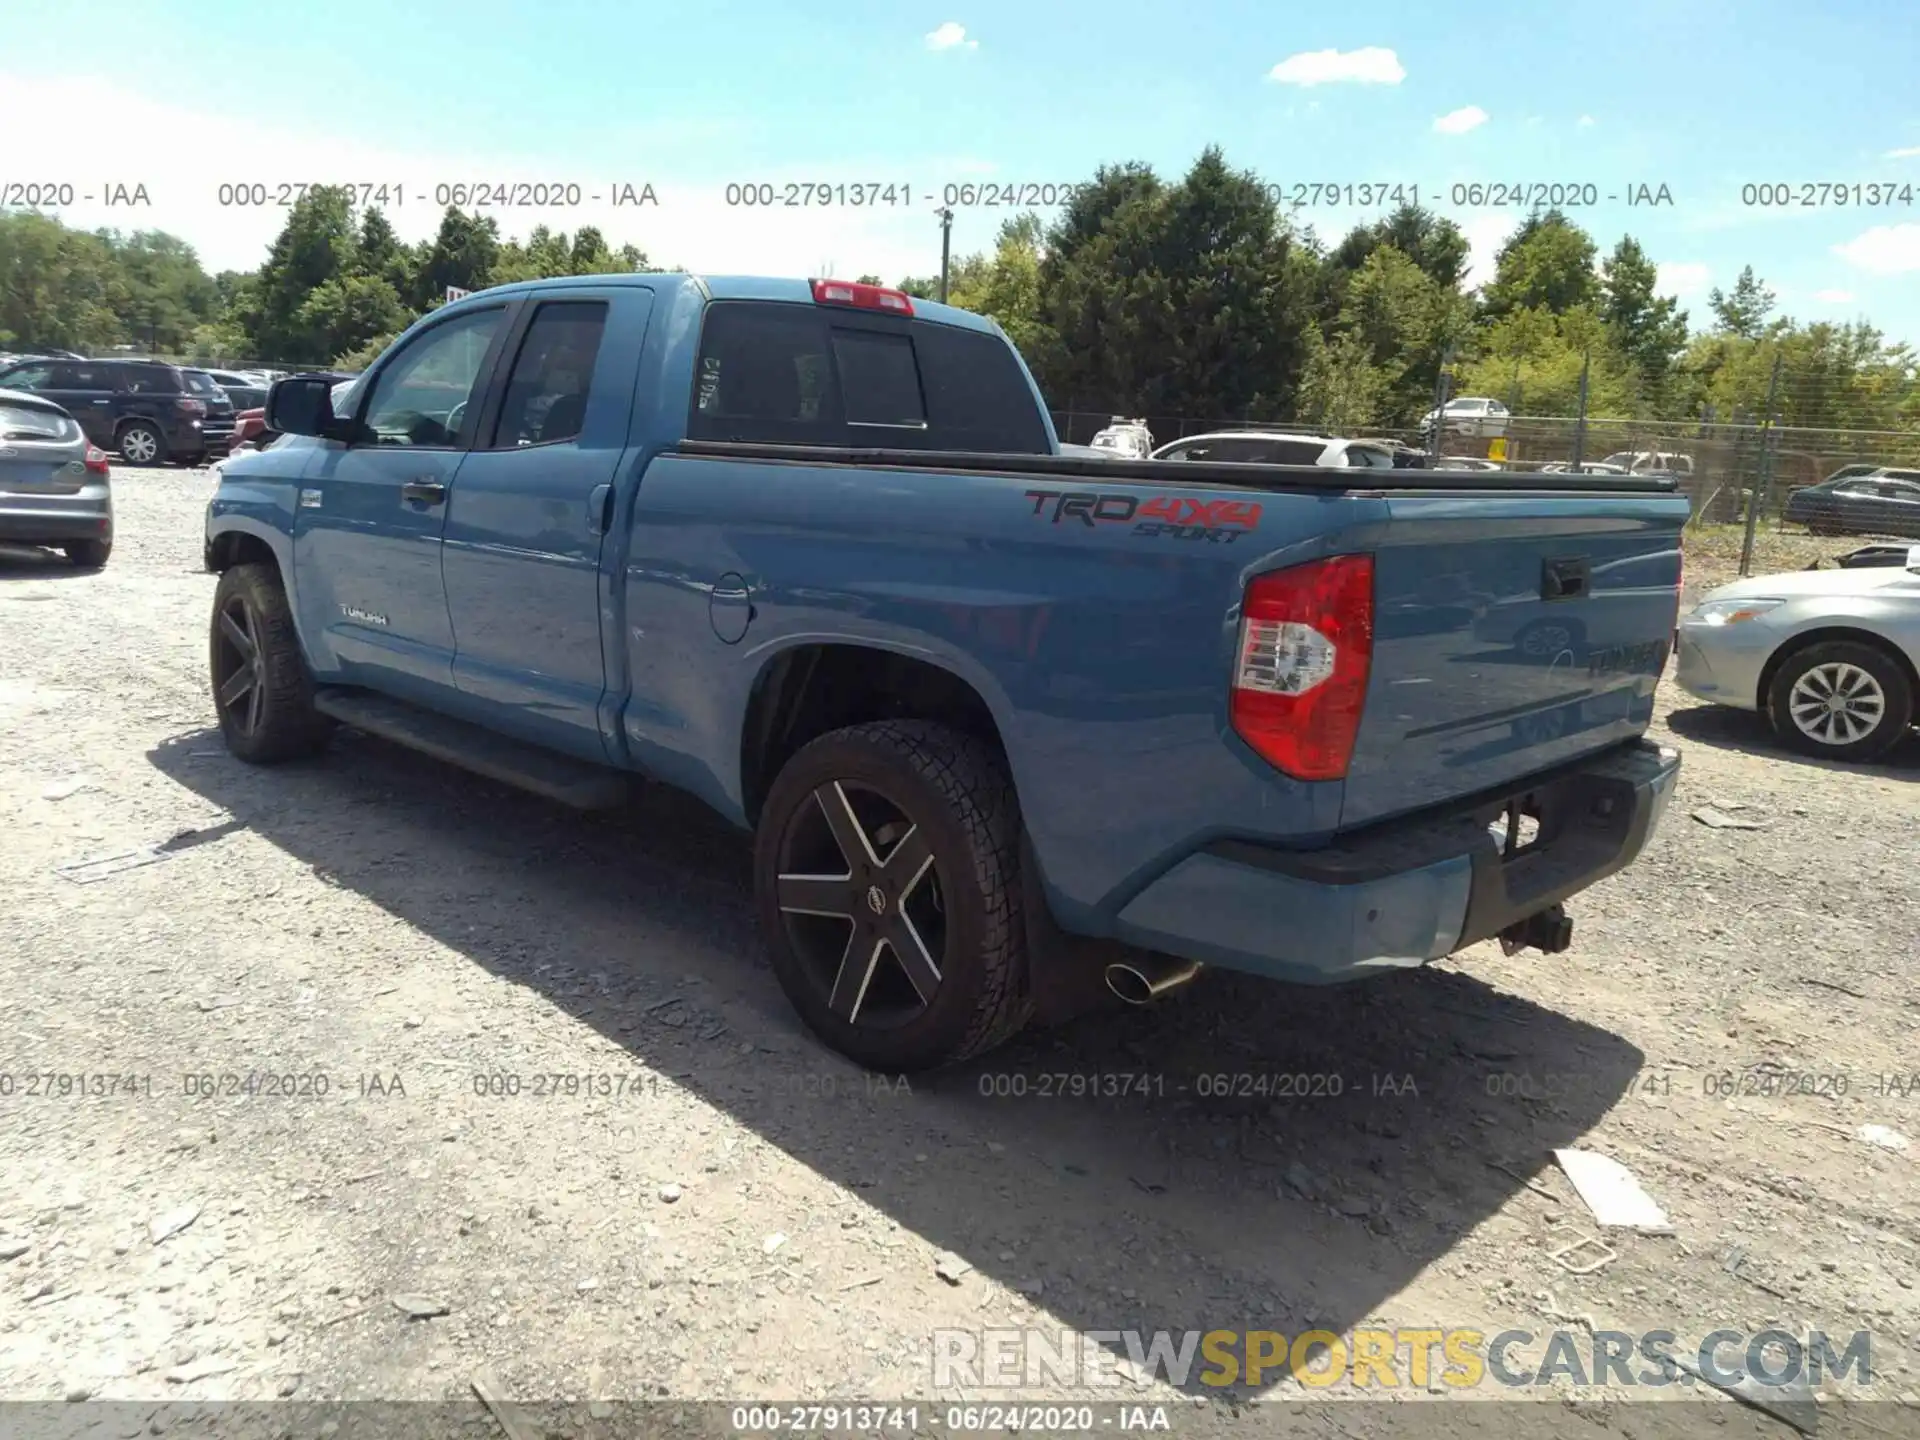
[230,408,267,451]
[226,373,359,455]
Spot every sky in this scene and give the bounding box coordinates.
[4,0,1920,343]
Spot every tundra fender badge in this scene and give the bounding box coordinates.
[340,604,388,627]
[299,489,323,509]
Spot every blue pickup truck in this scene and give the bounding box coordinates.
[204,274,1685,1071]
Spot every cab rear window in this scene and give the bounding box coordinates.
[688,300,1048,454]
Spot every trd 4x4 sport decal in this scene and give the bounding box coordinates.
[1023,489,1263,544]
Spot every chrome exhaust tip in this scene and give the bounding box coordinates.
[1104,956,1202,1006]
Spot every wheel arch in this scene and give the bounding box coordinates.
[1758,625,1920,710]
[738,641,1015,829]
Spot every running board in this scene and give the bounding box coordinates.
[313,689,631,810]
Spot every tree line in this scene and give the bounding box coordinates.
[2,151,1916,434]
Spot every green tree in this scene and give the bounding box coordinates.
[1035,148,1317,417]
[1296,327,1388,432]
[1599,235,1689,390]
[1480,210,1599,319]
[1328,204,1470,291]
[252,186,361,361]
[412,207,501,309]
[1708,264,1776,338]
[1334,243,1470,422]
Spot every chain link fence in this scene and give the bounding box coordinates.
[1050,407,1920,574]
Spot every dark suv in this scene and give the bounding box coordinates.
[0,358,221,466]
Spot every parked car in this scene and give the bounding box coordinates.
[1674,558,1918,762]
[0,389,113,567]
[1088,418,1154,459]
[206,273,1685,1071]
[1539,461,1629,475]
[1783,469,1920,538]
[201,368,271,411]
[1597,450,1695,477]
[0,357,217,466]
[1431,456,1509,472]
[1150,430,1400,467]
[1422,397,1510,439]
[182,369,238,456]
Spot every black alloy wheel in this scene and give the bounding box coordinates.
[774,777,947,1028]
[753,721,1031,1071]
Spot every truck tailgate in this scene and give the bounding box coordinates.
[1339,492,1684,829]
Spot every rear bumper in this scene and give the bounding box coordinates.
[1112,739,1681,984]
[0,491,113,543]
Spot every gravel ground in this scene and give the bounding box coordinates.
[2,468,1918,1437]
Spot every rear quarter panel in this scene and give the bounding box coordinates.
[616,457,1369,930]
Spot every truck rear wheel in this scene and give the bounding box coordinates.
[753,720,1032,1072]
[210,562,334,763]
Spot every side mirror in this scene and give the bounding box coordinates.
[265,375,342,439]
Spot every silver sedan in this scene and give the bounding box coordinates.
[1673,556,1919,762]
[0,388,113,568]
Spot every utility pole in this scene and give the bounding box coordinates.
[936,207,954,303]
[1426,344,1455,457]
[1738,351,1784,578]
[1569,352,1591,470]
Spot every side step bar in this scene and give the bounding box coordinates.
[312,689,631,810]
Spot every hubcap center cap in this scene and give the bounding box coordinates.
[866,885,887,916]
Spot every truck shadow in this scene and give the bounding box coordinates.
[149,727,1645,1398]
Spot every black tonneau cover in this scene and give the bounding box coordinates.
[675,439,1684,495]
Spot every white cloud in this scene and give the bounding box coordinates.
[1885,145,1920,159]
[1266,47,1404,85]
[1577,114,1596,128]
[1459,214,1516,289]
[1432,105,1488,136]
[1834,224,1920,275]
[1812,288,1856,303]
[1655,261,1711,298]
[0,73,986,286]
[925,22,976,51]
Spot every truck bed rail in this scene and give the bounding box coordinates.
[673,440,1684,495]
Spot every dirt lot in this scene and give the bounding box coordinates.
[3,469,1918,1437]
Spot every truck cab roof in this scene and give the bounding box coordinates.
[442,273,1002,337]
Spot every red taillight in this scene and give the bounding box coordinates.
[810,278,914,315]
[84,444,110,475]
[1230,554,1375,782]
[176,396,207,415]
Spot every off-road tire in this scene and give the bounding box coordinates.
[753,720,1032,1072]
[210,562,334,763]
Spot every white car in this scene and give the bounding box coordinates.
[1674,550,1920,762]
[1088,419,1154,459]
[1599,450,1694,477]
[1150,431,1399,468]
[1422,397,1510,439]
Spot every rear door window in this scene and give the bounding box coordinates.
[487,300,610,449]
[121,366,181,394]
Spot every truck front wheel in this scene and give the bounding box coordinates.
[753,720,1033,1072]
[209,563,335,763]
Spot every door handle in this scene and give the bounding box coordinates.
[401,479,447,505]
[587,483,612,535]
